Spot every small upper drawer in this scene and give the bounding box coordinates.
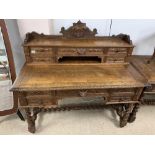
[106,57,125,63]
[30,48,55,62]
[30,48,54,57]
[107,48,128,55]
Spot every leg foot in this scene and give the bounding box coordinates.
[112,104,134,128]
[120,104,134,127]
[128,103,140,123]
[25,108,36,133]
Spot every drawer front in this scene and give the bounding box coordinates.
[26,97,57,107]
[109,88,135,102]
[107,48,128,55]
[106,57,125,63]
[110,96,133,102]
[19,88,137,107]
[31,57,55,62]
[56,89,109,99]
[24,91,56,107]
[30,47,55,62]
[106,48,128,63]
[58,48,103,57]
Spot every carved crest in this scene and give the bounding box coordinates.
[60,20,97,38]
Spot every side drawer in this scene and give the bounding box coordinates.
[109,88,135,102]
[106,57,125,63]
[110,96,133,102]
[22,91,57,107]
[107,47,128,55]
[30,47,55,62]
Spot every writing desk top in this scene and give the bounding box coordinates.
[130,56,155,84]
[11,63,145,91]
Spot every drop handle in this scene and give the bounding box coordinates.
[79,90,88,97]
[76,49,86,55]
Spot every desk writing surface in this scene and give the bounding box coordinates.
[24,38,133,48]
[11,63,145,91]
[130,56,155,84]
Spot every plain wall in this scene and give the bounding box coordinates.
[111,19,155,55]
[17,19,52,40]
[5,19,25,75]
[52,19,111,36]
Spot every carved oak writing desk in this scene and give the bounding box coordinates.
[11,21,145,133]
[130,55,155,104]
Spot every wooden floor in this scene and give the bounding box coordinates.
[0,80,13,111]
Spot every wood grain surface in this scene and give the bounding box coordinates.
[11,63,145,91]
[130,55,155,84]
[24,37,133,48]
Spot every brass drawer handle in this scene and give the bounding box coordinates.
[76,49,86,55]
[79,90,88,97]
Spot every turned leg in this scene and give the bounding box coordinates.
[25,108,36,133]
[112,104,134,127]
[128,103,140,123]
[32,108,41,121]
[120,104,134,127]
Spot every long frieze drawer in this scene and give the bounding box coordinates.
[58,48,104,56]
[56,89,109,98]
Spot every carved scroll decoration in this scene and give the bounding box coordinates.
[24,32,44,43]
[112,33,132,44]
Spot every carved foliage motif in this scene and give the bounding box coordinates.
[60,20,97,38]
[24,31,45,43]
